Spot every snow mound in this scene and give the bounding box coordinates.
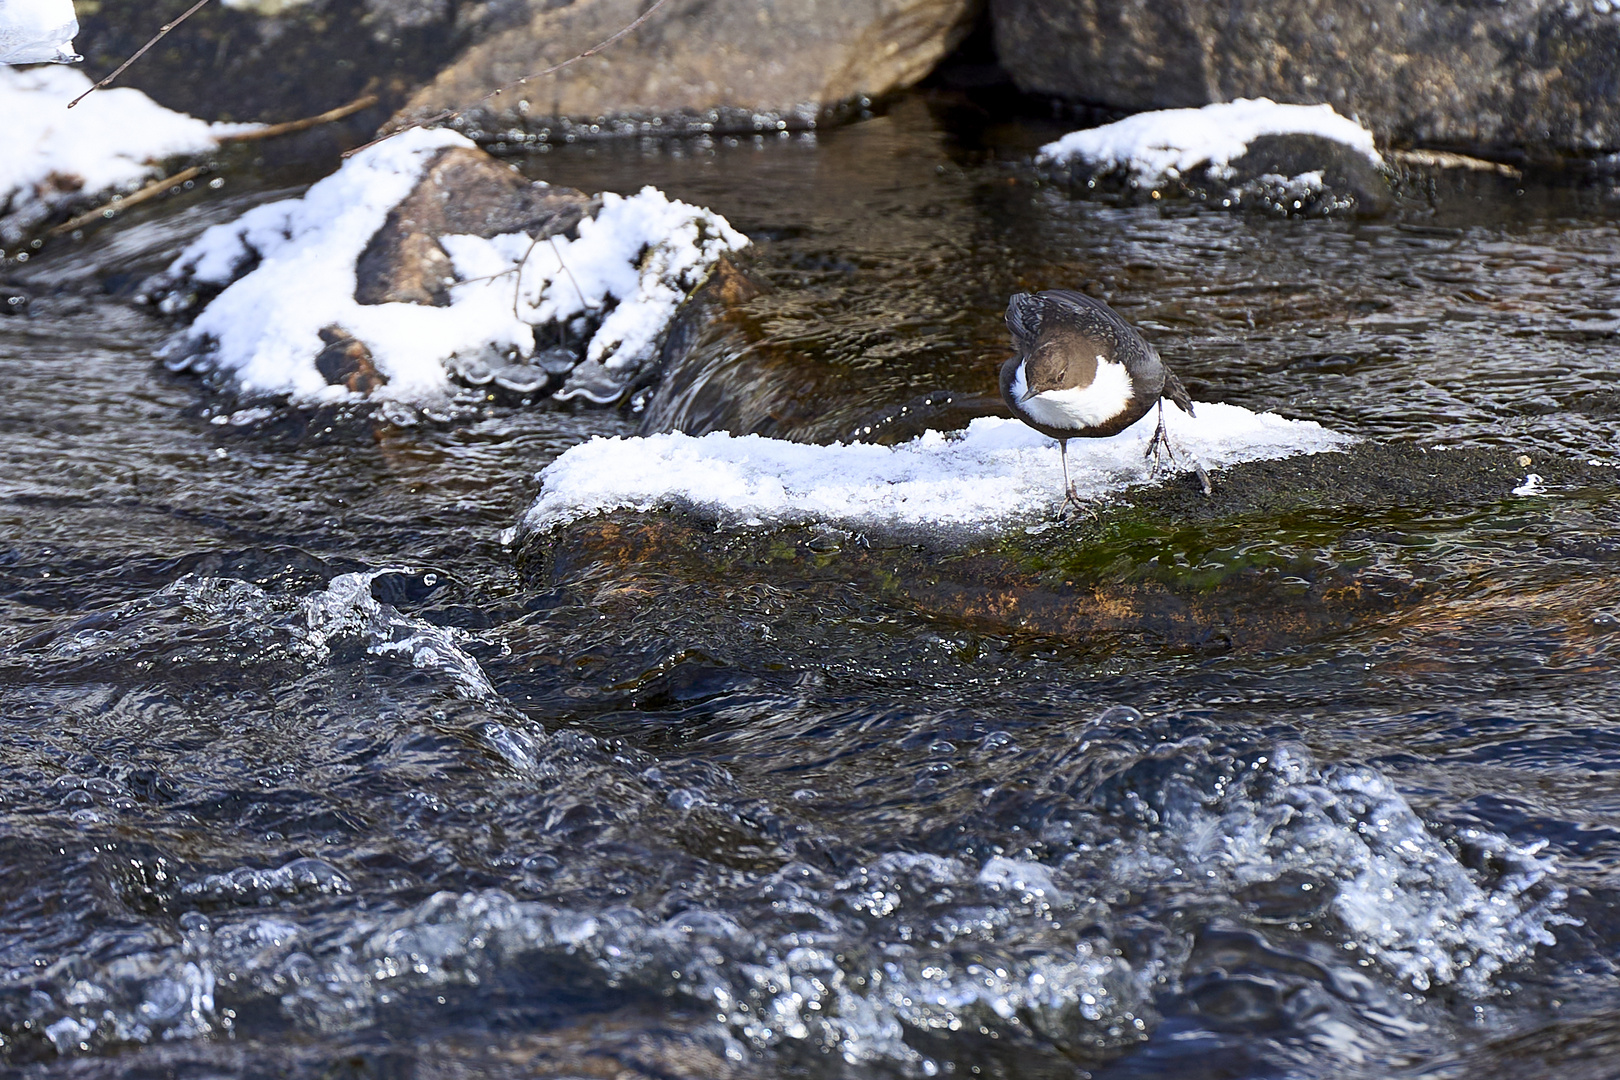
[149,127,748,407]
[0,65,255,245]
[1038,98,1382,187]
[519,401,1352,537]
[0,0,79,64]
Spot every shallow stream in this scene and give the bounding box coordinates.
[2,92,1620,1078]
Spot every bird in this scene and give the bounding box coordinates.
[999,289,1207,510]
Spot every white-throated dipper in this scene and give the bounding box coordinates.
[1000,289,1207,508]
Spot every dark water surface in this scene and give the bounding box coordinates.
[2,94,1620,1078]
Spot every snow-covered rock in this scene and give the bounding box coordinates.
[1038,99,1390,216]
[145,128,750,410]
[517,402,1352,539]
[0,65,255,246]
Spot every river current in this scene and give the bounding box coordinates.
[2,92,1619,1078]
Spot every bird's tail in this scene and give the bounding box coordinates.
[1161,368,1196,417]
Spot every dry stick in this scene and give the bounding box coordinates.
[512,232,544,320]
[49,166,205,235]
[344,0,676,158]
[45,97,378,239]
[550,236,593,310]
[68,0,215,108]
[219,94,380,142]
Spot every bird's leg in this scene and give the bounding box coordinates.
[1144,400,1213,496]
[1144,400,1176,472]
[1058,439,1089,518]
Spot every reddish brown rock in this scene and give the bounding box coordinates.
[395,0,978,136]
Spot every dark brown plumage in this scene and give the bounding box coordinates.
[999,290,1202,505]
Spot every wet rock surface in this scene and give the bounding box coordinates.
[525,443,1617,653]
[396,0,979,138]
[990,0,1620,157]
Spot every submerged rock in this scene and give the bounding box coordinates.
[991,0,1620,158]
[395,0,979,139]
[521,443,1616,653]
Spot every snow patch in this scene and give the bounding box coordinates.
[148,127,748,406]
[520,401,1352,537]
[1038,98,1382,188]
[0,0,79,64]
[0,65,255,244]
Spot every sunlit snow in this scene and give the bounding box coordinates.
[0,0,79,64]
[151,127,748,405]
[1038,98,1383,186]
[520,402,1353,536]
[0,65,255,244]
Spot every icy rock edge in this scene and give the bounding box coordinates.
[142,128,749,413]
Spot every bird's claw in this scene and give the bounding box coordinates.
[1059,489,1098,521]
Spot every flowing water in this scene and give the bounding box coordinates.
[2,91,1620,1078]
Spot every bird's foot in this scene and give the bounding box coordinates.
[1144,415,1213,496]
[1144,415,1177,473]
[1059,488,1098,521]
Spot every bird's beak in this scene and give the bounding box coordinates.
[1018,385,1038,403]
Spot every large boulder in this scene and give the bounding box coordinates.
[521,443,1613,653]
[990,0,1620,157]
[394,0,979,138]
[70,0,479,128]
[71,0,976,142]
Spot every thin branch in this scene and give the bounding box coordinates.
[219,94,381,142]
[68,0,215,108]
[48,165,205,235]
[512,232,544,320]
[344,0,675,158]
[549,236,591,311]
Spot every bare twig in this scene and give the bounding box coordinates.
[68,0,215,108]
[49,166,205,235]
[344,0,675,158]
[549,235,591,311]
[512,232,544,320]
[219,94,380,142]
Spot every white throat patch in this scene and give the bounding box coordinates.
[1011,356,1135,431]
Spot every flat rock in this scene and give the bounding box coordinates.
[523,442,1619,653]
[991,0,1620,157]
[394,0,978,138]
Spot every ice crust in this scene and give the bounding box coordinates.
[521,403,1354,535]
[1038,98,1383,187]
[0,0,79,64]
[151,127,748,405]
[0,66,254,244]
